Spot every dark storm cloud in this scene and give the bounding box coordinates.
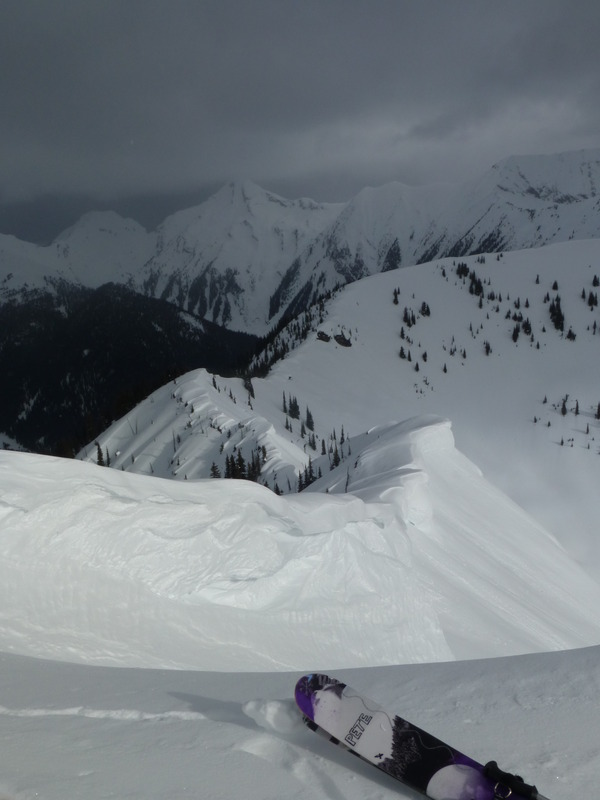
[1,0,599,238]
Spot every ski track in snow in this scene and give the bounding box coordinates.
[0,705,207,723]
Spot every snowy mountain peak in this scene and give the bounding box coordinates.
[53,209,148,243]
[489,148,600,200]
[142,180,343,330]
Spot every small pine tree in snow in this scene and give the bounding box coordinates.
[305,407,314,431]
[288,395,300,419]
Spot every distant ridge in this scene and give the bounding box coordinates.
[2,149,600,335]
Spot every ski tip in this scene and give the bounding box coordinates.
[294,674,342,721]
[294,674,318,720]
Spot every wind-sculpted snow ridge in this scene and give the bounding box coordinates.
[3,416,600,671]
[77,367,309,490]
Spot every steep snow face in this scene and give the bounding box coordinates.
[7,416,600,670]
[440,149,600,255]
[139,181,343,331]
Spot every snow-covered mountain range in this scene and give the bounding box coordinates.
[4,147,600,455]
[3,148,600,335]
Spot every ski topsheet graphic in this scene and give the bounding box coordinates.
[295,674,550,800]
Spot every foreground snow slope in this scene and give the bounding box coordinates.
[3,418,600,670]
[0,645,597,800]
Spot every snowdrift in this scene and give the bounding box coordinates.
[3,417,600,670]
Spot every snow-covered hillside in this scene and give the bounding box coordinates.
[81,237,600,582]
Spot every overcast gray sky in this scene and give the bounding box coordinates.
[1,0,599,241]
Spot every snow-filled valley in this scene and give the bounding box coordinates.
[2,208,600,795]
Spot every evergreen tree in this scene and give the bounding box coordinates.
[235,449,246,479]
[549,295,564,331]
[288,395,300,419]
[305,407,314,431]
[331,443,340,469]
